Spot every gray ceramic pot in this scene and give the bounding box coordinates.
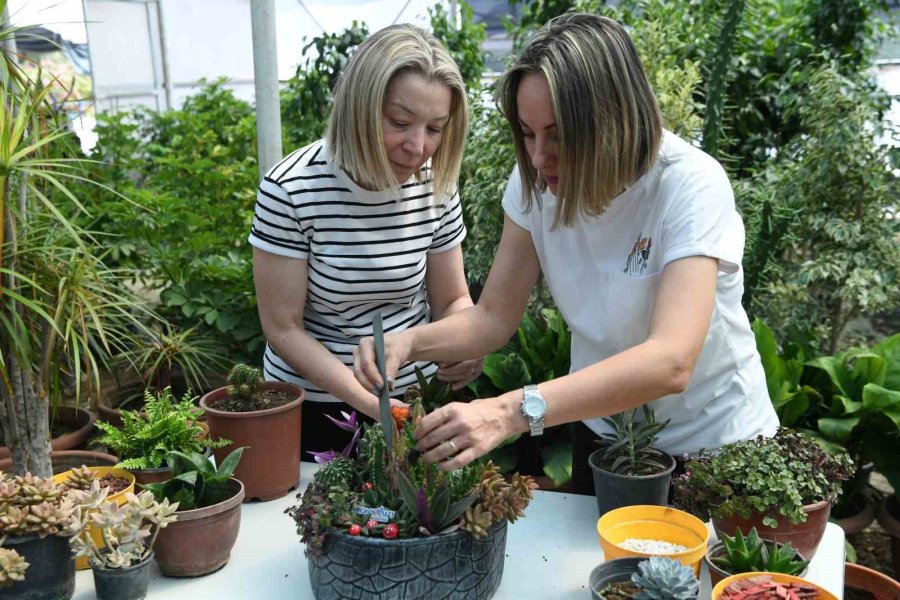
[308,520,507,600]
[589,557,644,600]
[92,552,153,600]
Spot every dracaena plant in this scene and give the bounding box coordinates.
[712,527,809,576]
[594,404,670,476]
[67,480,178,569]
[286,383,537,556]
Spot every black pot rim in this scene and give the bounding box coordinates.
[588,447,676,480]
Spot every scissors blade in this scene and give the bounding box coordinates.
[372,312,393,455]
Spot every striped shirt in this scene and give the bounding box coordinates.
[248,140,466,402]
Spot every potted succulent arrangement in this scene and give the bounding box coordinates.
[703,527,809,587]
[0,471,77,600]
[94,387,229,485]
[141,447,245,577]
[673,429,854,558]
[589,555,699,600]
[53,465,135,570]
[287,387,538,600]
[67,480,178,600]
[588,405,674,517]
[200,365,304,501]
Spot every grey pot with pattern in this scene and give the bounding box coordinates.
[308,520,508,600]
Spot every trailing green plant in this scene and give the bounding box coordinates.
[593,405,670,476]
[286,386,536,555]
[94,388,229,470]
[711,527,809,576]
[142,447,245,511]
[672,429,854,527]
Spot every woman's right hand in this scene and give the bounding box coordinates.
[353,331,413,393]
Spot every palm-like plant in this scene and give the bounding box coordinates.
[0,2,153,476]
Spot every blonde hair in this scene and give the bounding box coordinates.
[497,13,663,228]
[327,24,468,198]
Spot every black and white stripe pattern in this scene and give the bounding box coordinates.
[249,140,466,402]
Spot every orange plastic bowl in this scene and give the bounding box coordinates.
[596,505,709,575]
[712,571,837,599]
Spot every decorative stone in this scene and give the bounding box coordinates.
[308,520,508,600]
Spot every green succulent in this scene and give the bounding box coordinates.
[712,527,809,576]
[595,405,670,476]
[632,556,699,600]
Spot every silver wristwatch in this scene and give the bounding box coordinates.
[521,384,547,436]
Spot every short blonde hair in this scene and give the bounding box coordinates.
[497,13,663,228]
[327,24,468,199]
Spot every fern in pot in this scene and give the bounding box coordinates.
[588,405,675,517]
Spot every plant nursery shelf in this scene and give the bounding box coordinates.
[71,464,847,600]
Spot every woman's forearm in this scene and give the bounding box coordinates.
[405,302,518,363]
[267,326,381,419]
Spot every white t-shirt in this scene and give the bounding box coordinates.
[501,131,778,454]
[249,140,466,402]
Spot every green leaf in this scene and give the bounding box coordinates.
[871,334,900,391]
[216,447,246,478]
[541,440,573,488]
[817,416,860,442]
[861,384,900,421]
[806,355,852,398]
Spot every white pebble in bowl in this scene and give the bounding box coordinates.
[617,538,689,554]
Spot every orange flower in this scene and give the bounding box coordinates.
[391,406,411,431]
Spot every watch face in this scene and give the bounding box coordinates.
[523,396,546,418]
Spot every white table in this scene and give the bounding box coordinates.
[73,463,845,599]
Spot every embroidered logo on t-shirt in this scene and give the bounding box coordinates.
[624,232,652,275]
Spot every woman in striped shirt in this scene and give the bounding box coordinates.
[249,24,482,456]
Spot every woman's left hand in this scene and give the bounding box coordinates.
[436,357,484,391]
[414,396,515,470]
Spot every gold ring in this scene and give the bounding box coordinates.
[445,439,458,454]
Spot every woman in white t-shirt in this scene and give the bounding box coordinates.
[353,13,778,492]
[250,25,482,456]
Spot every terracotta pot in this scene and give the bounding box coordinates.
[844,562,900,600]
[0,449,117,474]
[832,492,876,536]
[875,495,900,579]
[153,477,244,577]
[0,406,95,459]
[703,539,809,588]
[200,382,304,502]
[712,499,831,559]
[309,520,507,600]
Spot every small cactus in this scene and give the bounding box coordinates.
[64,466,94,491]
[632,556,699,600]
[314,456,356,489]
[227,364,262,403]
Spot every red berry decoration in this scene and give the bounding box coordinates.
[365,482,374,490]
[365,519,378,529]
[349,524,361,536]
[383,523,399,539]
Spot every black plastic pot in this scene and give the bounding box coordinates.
[92,552,153,600]
[589,557,644,599]
[308,520,507,600]
[0,534,74,600]
[588,447,676,518]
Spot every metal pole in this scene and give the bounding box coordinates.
[1,4,17,55]
[251,0,283,179]
[155,0,173,110]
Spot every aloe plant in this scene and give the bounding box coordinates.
[142,447,245,510]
